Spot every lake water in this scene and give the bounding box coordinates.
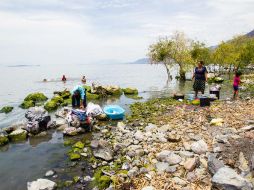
[0,63,233,189]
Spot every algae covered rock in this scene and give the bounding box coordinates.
[123,87,138,95]
[97,175,111,190]
[105,85,123,96]
[87,93,100,100]
[20,92,48,109]
[44,100,58,112]
[20,100,35,109]
[72,141,85,149]
[83,85,92,93]
[69,152,81,161]
[0,130,9,146]
[44,95,64,112]
[9,129,27,142]
[24,92,48,102]
[0,106,14,114]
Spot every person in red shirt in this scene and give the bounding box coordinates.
[233,71,242,99]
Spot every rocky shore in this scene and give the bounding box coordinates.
[1,79,254,190]
[86,98,254,190]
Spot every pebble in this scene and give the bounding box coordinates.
[191,140,208,154]
[142,186,155,190]
[45,170,55,177]
[184,157,200,171]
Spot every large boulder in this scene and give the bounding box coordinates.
[0,130,9,146]
[24,92,48,102]
[212,167,253,190]
[9,129,27,141]
[123,87,138,95]
[105,85,122,96]
[44,95,64,111]
[20,92,48,109]
[63,127,79,136]
[27,178,57,190]
[0,106,13,114]
[24,107,51,135]
[92,140,114,161]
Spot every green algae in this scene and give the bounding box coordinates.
[0,106,14,114]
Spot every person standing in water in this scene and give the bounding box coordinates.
[192,61,208,98]
[81,76,86,84]
[62,75,67,82]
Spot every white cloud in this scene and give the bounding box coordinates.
[0,0,253,64]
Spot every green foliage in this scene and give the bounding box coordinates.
[148,31,195,80]
[191,41,212,63]
[0,106,13,114]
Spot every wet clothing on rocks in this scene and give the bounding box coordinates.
[71,85,86,108]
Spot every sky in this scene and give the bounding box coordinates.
[0,0,253,65]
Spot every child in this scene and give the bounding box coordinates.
[233,71,242,99]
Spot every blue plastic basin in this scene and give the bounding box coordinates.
[103,105,125,120]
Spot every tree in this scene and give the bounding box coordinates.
[190,41,211,64]
[148,31,194,81]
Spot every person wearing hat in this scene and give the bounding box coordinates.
[71,85,86,109]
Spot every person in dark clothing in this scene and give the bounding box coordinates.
[62,75,67,82]
[192,61,208,98]
[71,85,86,109]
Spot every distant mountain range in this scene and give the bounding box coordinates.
[246,29,254,37]
[128,58,149,64]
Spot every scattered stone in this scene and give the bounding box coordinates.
[72,141,85,149]
[145,123,157,132]
[63,127,78,136]
[69,153,81,161]
[56,124,68,131]
[166,165,177,173]
[127,169,138,178]
[45,170,55,177]
[167,134,181,142]
[191,140,208,154]
[0,130,9,146]
[83,176,92,182]
[208,154,225,175]
[55,118,66,127]
[156,162,169,173]
[212,167,253,190]
[240,125,254,132]
[27,178,57,190]
[134,130,144,141]
[172,177,187,186]
[178,151,194,158]
[210,118,223,126]
[142,186,155,190]
[140,167,149,174]
[184,157,200,172]
[0,106,13,114]
[183,142,191,151]
[92,140,113,161]
[239,152,249,173]
[9,129,27,141]
[166,153,182,165]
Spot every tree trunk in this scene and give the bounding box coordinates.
[179,66,186,81]
[164,63,172,81]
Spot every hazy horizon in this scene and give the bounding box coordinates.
[0,0,253,65]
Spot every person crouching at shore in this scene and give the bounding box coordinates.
[71,85,86,109]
